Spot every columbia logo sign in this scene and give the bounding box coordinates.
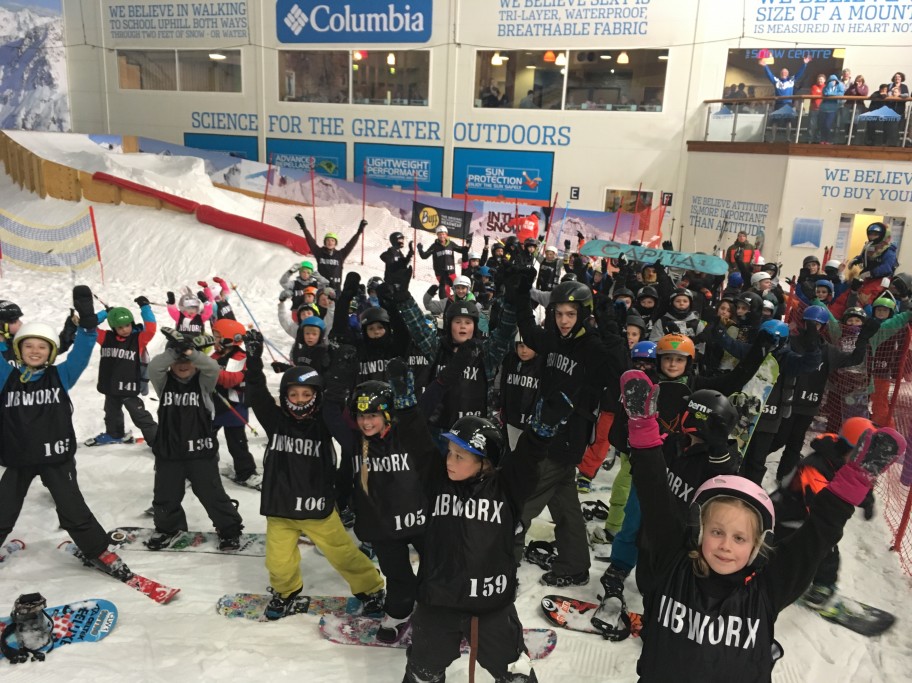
[277,0,432,43]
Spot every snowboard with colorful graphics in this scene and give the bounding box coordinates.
[108,527,314,554]
[319,614,557,659]
[57,541,180,604]
[540,595,642,639]
[807,596,895,637]
[0,539,25,564]
[580,240,730,276]
[729,354,780,457]
[216,592,363,622]
[0,598,117,662]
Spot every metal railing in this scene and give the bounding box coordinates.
[701,95,912,147]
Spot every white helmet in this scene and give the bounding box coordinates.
[453,275,472,288]
[751,272,771,286]
[435,226,448,235]
[13,322,60,366]
[545,245,558,255]
[762,299,775,311]
[825,259,841,270]
[467,252,480,261]
[180,295,201,310]
[755,255,766,266]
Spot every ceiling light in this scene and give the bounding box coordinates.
[544,50,556,63]
[208,52,226,60]
[610,68,615,74]
[600,54,612,60]
[491,52,503,66]
[555,52,567,66]
[617,51,629,64]
[526,65,537,70]
[353,51,363,61]
[658,55,668,61]
[386,52,396,66]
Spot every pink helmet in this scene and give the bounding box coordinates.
[691,475,775,562]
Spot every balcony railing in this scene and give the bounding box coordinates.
[701,95,911,147]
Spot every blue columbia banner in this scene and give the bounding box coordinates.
[276,0,432,44]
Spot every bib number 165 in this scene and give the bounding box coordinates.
[468,574,507,598]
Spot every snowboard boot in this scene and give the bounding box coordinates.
[356,589,386,617]
[540,570,589,587]
[339,506,356,529]
[218,534,242,552]
[403,661,445,683]
[496,653,537,682]
[236,472,263,490]
[88,550,133,581]
[600,565,629,593]
[359,542,377,560]
[588,527,616,546]
[801,583,836,609]
[265,586,303,621]
[376,613,411,644]
[145,530,182,551]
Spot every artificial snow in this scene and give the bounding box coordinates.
[0,136,910,682]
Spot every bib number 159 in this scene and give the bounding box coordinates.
[468,574,507,598]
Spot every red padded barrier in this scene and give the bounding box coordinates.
[195,204,310,254]
[92,172,201,213]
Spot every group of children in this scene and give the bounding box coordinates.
[0,212,908,681]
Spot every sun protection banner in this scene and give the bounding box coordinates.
[452,148,554,204]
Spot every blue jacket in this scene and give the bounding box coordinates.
[819,76,845,112]
[763,63,808,107]
[0,326,96,392]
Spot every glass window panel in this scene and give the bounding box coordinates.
[117,50,176,91]
[178,50,241,93]
[278,51,350,103]
[566,50,668,111]
[475,50,564,109]
[351,50,429,106]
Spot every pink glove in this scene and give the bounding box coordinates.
[628,417,666,450]
[829,428,906,506]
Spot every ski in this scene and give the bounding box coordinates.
[580,239,730,276]
[57,541,180,604]
[0,539,25,563]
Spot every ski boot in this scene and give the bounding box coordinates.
[88,550,133,581]
[356,589,386,617]
[376,613,411,644]
[265,586,303,621]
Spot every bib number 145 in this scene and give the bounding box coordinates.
[468,574,507,598]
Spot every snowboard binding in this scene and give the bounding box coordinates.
[0,593,53,663]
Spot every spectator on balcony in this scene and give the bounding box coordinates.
[864,83,899,146]
[887,72,909,119]
[844,75,869,111]
[819,75,845,145]
[760,54,811,109]
[808,74,826,143]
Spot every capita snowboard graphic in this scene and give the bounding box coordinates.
[729,354,780,457]
[216,593,363,622]
[540,595,642,639]
[319,614,557,659]
[580,240,730,276]
[0,598,117,662]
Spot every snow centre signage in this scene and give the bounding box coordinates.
[452,149,554,203]
[276,0,432,44]
[354,143,443,193]
[104,0,249,46]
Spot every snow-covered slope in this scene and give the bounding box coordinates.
[0,140,910,681]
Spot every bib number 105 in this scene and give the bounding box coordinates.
[468,574,508,598]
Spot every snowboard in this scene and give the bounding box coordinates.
[540,595,642,639]
[319,614,557,660]
[84,432,143,447]
[216,592,363,622]
[0,539,25,563]
[0,598,117,662]
[57,541,180,604]
[811,597,895,637]
[108,528,315,555]
[729,354,780,457]
[580,240,730,276]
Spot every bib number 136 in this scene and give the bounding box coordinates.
[468,574,508,598]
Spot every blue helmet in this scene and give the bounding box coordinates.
[301,316,325,331]
[759,319,789,341]
[478,266,492,277]
[814,279,834,294]
[728,272,743,288]
[631,341,657,360]
[803,305,830,326]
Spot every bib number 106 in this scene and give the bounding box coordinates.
[468,574,508,598]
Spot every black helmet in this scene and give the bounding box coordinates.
[891,272,912,299]
[842,307,867,323]
[549,281,593,312]
[441,415,505,466]
[491,241,505,254]
[445,300,480,327]
[366,276,384,292]
[524,237,538,248]
[560,272,578,283]
[360,307,390,326]
[682,389,738,442]
[350,380,394,422]
[802,255,821,268]
[625,312,647,332]
[0,300,23,322]
[504,235,519,249]
[669,288,694,305]
[866,221,887,243]
[637,286,658,303]
[279,365,324,418]
[389,231,405,247]
[762,262,779,279]
[736,291,763,315]
[612,287,635,300]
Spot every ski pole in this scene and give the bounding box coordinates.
[231,285,286,363]
[214,392,259,436]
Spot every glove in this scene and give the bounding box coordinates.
[243,329,264,358]
[323,344,358,403]
[387,357,417,409]
[850,278,863,291]
[342,271,361,299]
[483,235,490,246]
[563,239,571,251]
[271,361,291,374]
[437,339,481,386]
[161,327,192,353]
[861,493,875,521]
[784,277,794,286]
[386,266,413,302]
[73,285,98,330]
[828,428,907,505]
[426,284,439,298]
[529,391,575,439]
[294,213,307,232]
[860,317,882,338]
[279,290,291,302]
[196,291,206,303]
[134,295,150,308]
[166,291,176,305]
[213,276,227,287]
[358,219,367,232]
[192,334,215,350]
[197,280,208,288]
[662,240,674,251]
[408,240,414,251]
[503,266,535,306]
